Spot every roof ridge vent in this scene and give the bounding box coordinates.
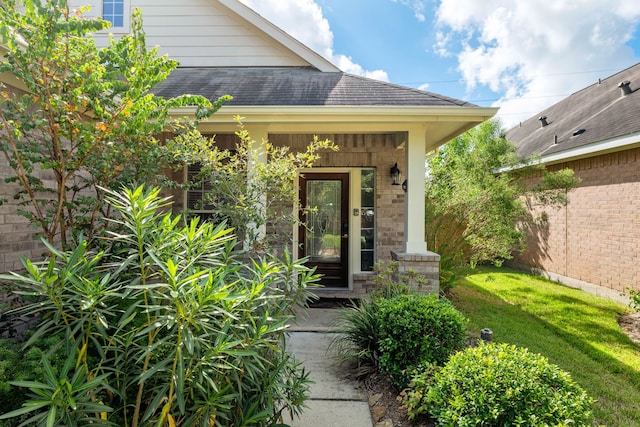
[538,115,549,127]
[618,80,632,96]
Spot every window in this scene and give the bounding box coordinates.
[185,163,217,223]
[102,0,124,27]
[360,169,375,271]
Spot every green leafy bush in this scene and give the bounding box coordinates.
[369,261,410,300]
[0,186,318,427]
[0,334,68,427]
[406,343,594,426]
[376,294,467,388]
[329,262,409,374]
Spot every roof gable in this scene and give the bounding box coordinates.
[71,0,339,70]
[218,0,338,72]
[507,63,640,160]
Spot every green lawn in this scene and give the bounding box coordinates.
[448,266,640,426]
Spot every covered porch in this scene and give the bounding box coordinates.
[157,67,496,297]
[184,105,497,297]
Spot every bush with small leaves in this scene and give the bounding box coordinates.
[405,343,594,426]
[0,334,68,427]
[376,294,467,389]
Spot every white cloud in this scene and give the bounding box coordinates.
[239,0,389,81]
[391,0,427,22]
[435,0,640,127]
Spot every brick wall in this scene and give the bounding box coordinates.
[514,147,640,292]
[1,130,409,278]
[0,84,47,273]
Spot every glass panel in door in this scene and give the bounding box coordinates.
[306,180,342,262]
[299,173,349,287]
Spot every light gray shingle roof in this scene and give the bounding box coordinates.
[507,63,640,159]
[153,66,477,108]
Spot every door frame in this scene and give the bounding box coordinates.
[298,172,350,287]
[295,168,376,290]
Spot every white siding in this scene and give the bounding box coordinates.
[69,0,311,67]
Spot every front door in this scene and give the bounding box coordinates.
[299,173,349,287]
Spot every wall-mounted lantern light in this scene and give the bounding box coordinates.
[390,162,401,185]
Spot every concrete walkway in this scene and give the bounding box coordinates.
[283,308,373,427]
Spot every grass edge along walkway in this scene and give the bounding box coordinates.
[448,266,640,426]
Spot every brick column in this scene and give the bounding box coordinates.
[391,250,440,294]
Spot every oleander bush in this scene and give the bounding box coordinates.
[376,294,467,388]
[405,343,594,426]
[0,186,318,427]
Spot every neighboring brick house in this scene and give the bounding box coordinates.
[506,63,640,294]
[1,0,497,296]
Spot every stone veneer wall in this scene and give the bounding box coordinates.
[513,147,640,293]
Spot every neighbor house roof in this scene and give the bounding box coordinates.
[154,66,476,108]
[507,63,640,163]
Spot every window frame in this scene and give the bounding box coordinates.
[100,0,130,33]
[359,169,376,272]
[184,162,217,222]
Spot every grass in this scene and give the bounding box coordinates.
[447,266,640,426]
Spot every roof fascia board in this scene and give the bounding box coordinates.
[173,105,498,123]
[499,131,640,172]
[218,0,339,72]
[534,131,640,166]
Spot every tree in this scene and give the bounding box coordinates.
[170,122,338,252]
[425,119,579,286]
[0,0,225,248]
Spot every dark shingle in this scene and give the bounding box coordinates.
[153,66,476,108]
[507,63,640,159]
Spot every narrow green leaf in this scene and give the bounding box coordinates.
[46,406,56,427]
[0,401,50,419]
[176,347,185,414]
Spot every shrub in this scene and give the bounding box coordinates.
[406,343,594,426]
[0,186,318,427]
[329,262,409,374]
[369,261,410,300]
[376,294,467,388]
[0,334,67,427]
[329,298,381,376]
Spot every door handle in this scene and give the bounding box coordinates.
[342,234,348,239]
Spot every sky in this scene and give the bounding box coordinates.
[239,0,640,128]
